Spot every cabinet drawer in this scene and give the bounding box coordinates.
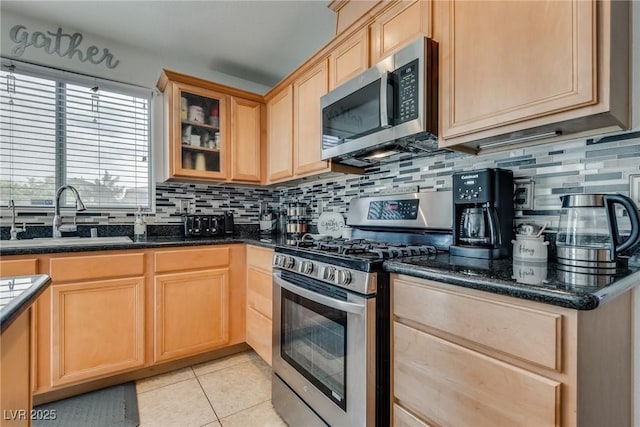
[246,245,273,273]
[393,278,562,370]
[394,404,433,427]
[247,267,272,319]
[394,322,560,427]
[50,253,144,282]
[246,306,272,366]
[155,246,229,273]
[0,258,38,277]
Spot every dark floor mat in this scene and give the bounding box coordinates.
[32,381,139,427]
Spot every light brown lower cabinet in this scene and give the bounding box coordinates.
[0,258,38,277]
[50,277,146,387]
[7,244,247,402]
[245,245,274,365]
[391,274,631,427]
[154,269,229,362]
[0,256,38,417]
[153,245,245,363]
[1,309,32,427]
[43,252,146,389]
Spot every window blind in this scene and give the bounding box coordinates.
[0,60,152,209]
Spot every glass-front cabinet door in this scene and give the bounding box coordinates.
[169,82,228,180]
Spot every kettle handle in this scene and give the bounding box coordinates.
[604,194,640,254]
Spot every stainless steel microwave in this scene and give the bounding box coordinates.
[320,36,444,167]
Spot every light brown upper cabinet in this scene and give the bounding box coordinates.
[370,0,432,63]
[156,69,265,183]
[435,0,629,152]
[294,59,330,176]
[266,85,294,182]
[329,27,370,90]
[230,96,264,183]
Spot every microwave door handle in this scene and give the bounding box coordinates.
[274,273,366,315]
[380,71,392,129]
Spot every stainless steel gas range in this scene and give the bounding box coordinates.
[271,191,452,427]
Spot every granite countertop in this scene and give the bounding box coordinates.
[384,253,640,310]
[0,232,280,256]
[1,274,51,332]
[4,233,640,311]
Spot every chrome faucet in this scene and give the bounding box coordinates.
[53,185,86,238]
[8,199,25,240]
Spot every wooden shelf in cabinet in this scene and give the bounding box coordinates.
[181,120,220,132]
[181,144,221,154]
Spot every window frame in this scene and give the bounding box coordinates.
[0,58,154,211]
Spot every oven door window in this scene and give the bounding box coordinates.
[281,287,347,411]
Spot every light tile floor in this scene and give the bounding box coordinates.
[136,350,287,427]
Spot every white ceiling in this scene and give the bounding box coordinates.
[1,0,336,88]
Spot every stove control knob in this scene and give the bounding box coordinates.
[335,269,351,286]
[273,255,284,267]
[298,261,314,274]
[283,256,295,269]
[323,266,336,281]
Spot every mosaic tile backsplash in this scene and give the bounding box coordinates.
[2,130,640,236]
[279,130,640,232]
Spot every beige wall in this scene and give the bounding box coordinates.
[0,10,271,94]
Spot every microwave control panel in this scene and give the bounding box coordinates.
[394,59,419,124]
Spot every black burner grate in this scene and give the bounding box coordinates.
[292,237,437,260]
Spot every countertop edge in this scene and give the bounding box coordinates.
[1,274,51,333]
[383,260,602,310]
[0,236,277,255]
[593,271,640,304]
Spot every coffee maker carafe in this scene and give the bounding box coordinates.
[450,168,514,259]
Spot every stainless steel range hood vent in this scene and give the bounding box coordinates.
[332,131,450,168]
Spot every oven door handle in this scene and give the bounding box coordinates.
[274,274,366,315]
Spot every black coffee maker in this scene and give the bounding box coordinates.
[450,168,514,259]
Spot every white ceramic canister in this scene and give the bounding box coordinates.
[512,259,548,285]
[194,153,206,171]
[188,105,205,122]
[511,234,549,261]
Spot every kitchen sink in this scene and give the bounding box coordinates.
[0,236,133,249]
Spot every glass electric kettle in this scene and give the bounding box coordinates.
[556,194,640,271]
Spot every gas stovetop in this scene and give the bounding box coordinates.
[291,237,438,260]
[275,236,439,275]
